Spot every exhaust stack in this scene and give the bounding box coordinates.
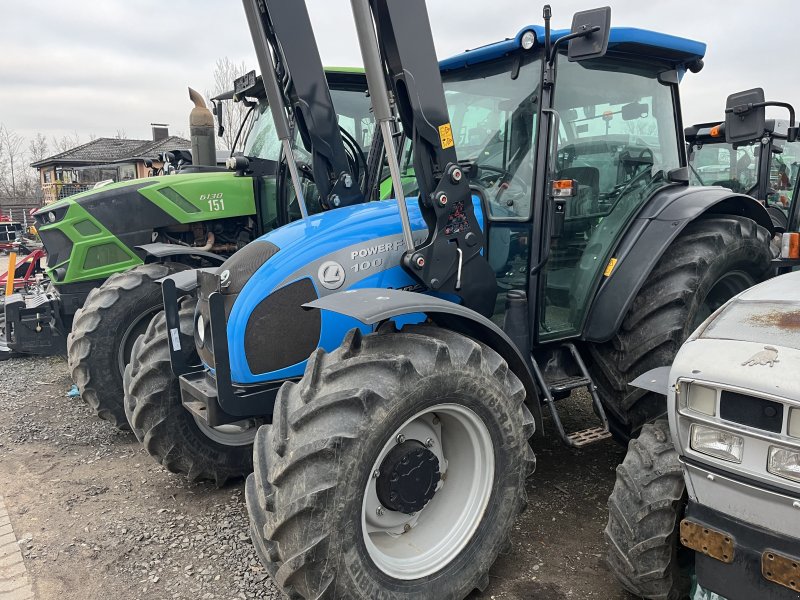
[188,87,216,167]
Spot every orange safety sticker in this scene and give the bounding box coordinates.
[604,257,618,277]
[439,123,454,149]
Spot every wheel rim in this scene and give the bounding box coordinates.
[692,270,754,330]
[361,403,494,580]
[192,415,258,446]
[117,308,160,377]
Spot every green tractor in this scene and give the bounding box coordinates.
[1,68,374,429]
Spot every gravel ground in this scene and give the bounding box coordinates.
[0,353,634,599]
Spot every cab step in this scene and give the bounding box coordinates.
[531,343,611,448]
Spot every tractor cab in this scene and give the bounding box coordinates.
[687,117,800,230]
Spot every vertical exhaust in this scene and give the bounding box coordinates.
[188,87,217,167]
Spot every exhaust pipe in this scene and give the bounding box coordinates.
[188,87,216,167]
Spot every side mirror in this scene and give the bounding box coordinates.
[568,7,611,62]
[725,88,766,144]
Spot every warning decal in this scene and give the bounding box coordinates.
[439,123,454,149]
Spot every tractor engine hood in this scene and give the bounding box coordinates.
[202,196,486,385]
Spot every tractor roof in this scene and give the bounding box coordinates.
[439,25,706,72]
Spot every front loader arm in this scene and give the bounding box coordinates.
[242,0,364,210]
[352,0,497,316]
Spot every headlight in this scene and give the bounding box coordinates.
[687,383,717,416]
[690,424,744,463]
[789,407,800,439]
[197,314,206,345]
[521,30,536,50]
[767,446,800,483]
[48,211,57,223]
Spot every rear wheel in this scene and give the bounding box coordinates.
[588,215,772,439]
[246,324,535,599]
[123,297,257,486]
[605,420,690,599]
[67,262,184,429]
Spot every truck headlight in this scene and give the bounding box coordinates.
[789,408,800,439]
[687,383,717,416]
[767,446,800,483]
[690,424,744,463]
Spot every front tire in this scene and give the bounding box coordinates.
[123,297,256,486]
[588,215,771,438]
[246,324,535,599]
[68,262,185,428]
[605,420,689,600]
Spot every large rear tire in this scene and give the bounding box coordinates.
[588,215,771,438]
[605,420,689,600]
[246,324,535,599]
[123,297,256,486]
[67,263,184,429]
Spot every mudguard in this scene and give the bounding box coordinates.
[138,242,227,266]
[583,186,774,343]
[159,267,217,294]
[305,288,542,433]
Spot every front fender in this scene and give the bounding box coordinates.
[138,242,226,266]
[583,186,774,343]
[305,288,542,434]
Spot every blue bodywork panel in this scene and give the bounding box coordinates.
[439,25,706,72]
[225,197,485,384]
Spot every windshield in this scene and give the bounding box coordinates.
[418,56,543,220]
[541,55,682,339]
[243,102,282,160]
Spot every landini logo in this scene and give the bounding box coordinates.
[318,261,346,290]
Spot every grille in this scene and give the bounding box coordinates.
[216,241,280,295]
[720,390,784,434]
[38,228,73,268]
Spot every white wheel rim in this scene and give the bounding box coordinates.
[361,403,494,580]
[192,416,258,447]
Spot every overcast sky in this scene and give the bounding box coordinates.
[2,0,798,149]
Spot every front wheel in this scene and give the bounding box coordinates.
[68,262,185,428]
[123,297,257,486]
[246,324,535,599]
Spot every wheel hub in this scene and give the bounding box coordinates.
[376,440,440,514]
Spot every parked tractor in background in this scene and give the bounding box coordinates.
[1,69,373,433]
[687,112,800,233]
[120,1,778,598]
[606,91,800,599]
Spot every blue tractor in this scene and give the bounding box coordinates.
[125,1,776,597]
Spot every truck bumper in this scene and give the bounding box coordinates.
[1,289,68,359]
[683,501,800,600]
[161,276,285,427]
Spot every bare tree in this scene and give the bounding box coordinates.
[28,133,48,164]
[0,125,25,198]
[114,128,128,140]
[207,57,251,151]
[51,131,82,154]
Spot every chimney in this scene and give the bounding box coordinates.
[151,123,169,141]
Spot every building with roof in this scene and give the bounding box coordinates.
[31,125,190,204]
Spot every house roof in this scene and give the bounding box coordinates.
[31,135,191,168]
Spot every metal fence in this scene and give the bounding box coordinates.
[41,182,93,205]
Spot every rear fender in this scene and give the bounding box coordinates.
[583,187,774,343]
[305,288,542,434]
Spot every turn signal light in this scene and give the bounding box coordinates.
[687,383,717,416]
[550,179,578,198]
[710,124,723,138]
[789,408,800,439]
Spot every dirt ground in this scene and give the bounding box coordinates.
[0,350,634,600]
